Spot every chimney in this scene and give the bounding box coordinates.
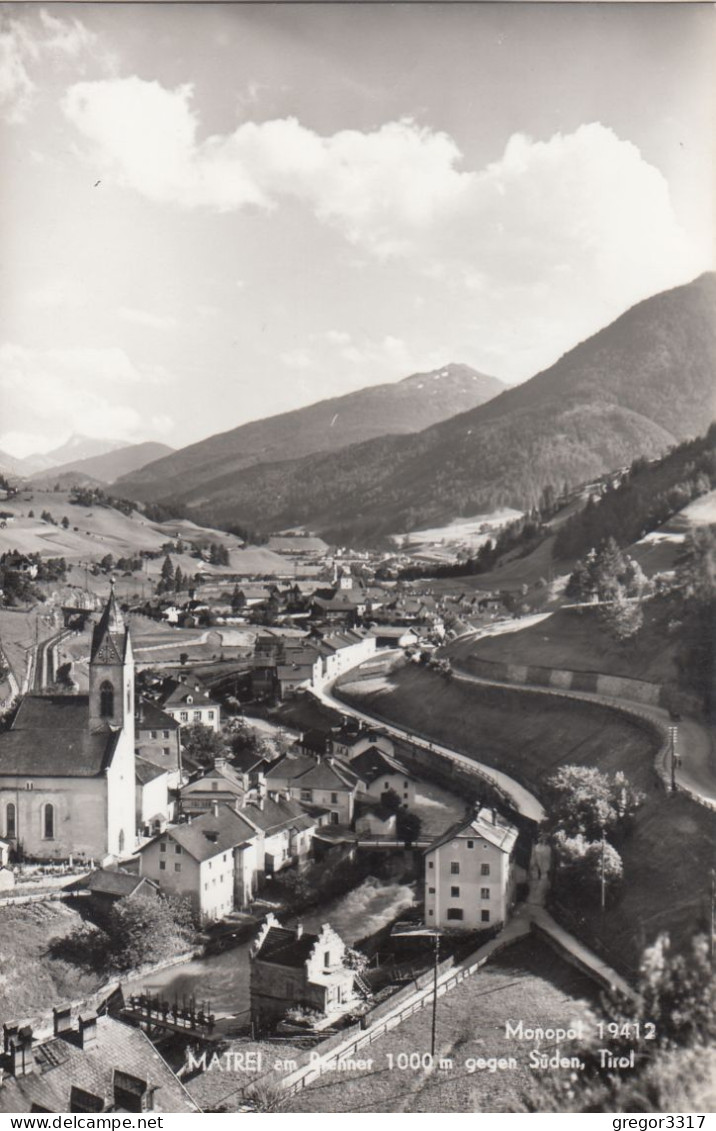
[78,1012,98,1048]
[53,1005,73,1037]
[9,1027,33,1077]
[295,923,303,939]
[214,756,227,770]
[3,1024,18,1055]
[491,808,497,825]
[211,800,219,818]
[256,796,265,811]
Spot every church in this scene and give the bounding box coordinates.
[0,586,136,862]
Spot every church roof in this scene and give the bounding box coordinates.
[90,584,128,664]
[0,695,120,777]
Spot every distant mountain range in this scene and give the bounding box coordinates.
[30,441,175,487]
[22,434,131,475]
[121,273,716,543]
[116,363,504,501]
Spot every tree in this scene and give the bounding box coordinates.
[552,831,623,900]
[380,787,402,815]
[181,723,226,768]
[599,587,644,641]
[230,585,246,613]
[61,515,70,529]
[174,565,184,593]
[100,553,114,573]
[396,808,422,847]
[543,765,643,841]
[105,893,196,970]
[158,554,175,594]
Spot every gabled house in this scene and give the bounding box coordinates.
[135,757,172,836]
[137,803,257,922]
[265,752,363,825]
[424,806,519,931]
[250,914,357,1032]
[350,745,417,807]
[240,795,319,880]
[134,699,182,785]
[155,675,220,732]
[179,757,247,815]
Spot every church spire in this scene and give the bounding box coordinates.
[90,580,126,664]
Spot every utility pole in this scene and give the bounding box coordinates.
[711,869,715,968]
[600,832,606,921]
[668,725,679,792]
[430,929,440,1057]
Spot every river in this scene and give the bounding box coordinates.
[133,876,416,1023]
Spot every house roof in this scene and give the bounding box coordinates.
[83,869,157,898]
[427,807,518,855]
[135,757,168,786]
[157,806,258,863]
[289,758,361,792]
[350,745,412,785]
[253,925,319,968]
[157,676,218,710]
[230,750,269,775]
[135,699,179,732]
[0,696,120,777]
[241,795,317,836]
[0,1014,199,1113]
[180,762,245,798]
[265,751,317,784]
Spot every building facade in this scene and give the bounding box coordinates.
[424,807,518,931]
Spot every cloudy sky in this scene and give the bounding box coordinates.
[0,2,713,457]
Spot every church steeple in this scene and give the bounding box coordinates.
[89,581,133,733]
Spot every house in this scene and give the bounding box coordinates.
[314,629,377,683]
[230,749,270,791]
[179,757,247,815]
[80,868,160,922]
[332,726,395,761]
[350,745,417,807]
[137,803,258,923]
[135,757,172,836]
[355,801,397,839]
[250,914,357,1032]
[0,1009,198,1113]
[240,794,319,881]
[265,752,363,825]
[0,586,135,861]
[423,807,519,931]
[155,674,220,732]
[369,625,420,650]
[134,699,182,785]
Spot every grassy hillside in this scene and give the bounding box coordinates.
[336,662,715,972]
[127,273,716,543]
[117,363,504,502]
[450,604,681,685]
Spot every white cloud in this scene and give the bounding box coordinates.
[0,344,174,453]
[280,348,313,370]
[117,306,177,331]
[0,9,96,123]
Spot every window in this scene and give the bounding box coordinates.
[211,781,219,791]
[450,862,460,875]
[118,829,125,854]
[324,951,331,968]
[428,861,434,870]
[481,910,490,923]
[150,731,157,740]
[404,781,409,787]
[160,842,166,853]
[446,908,464,921]
[175,845,182,854]
[451,886,460,898]
[43,803,54,840]
[186,696,193,705]
[330,812,339,824]
[163,730,170,739]
[162,747,170,757]
[208,711,215,721]
[481,863,490,876]
[100,681,114,718]
[25,781,33,791]
[193,711,202,722]
[180,711,188,723]
[481,888,490,900]
[159,861,166,871]
[330,792,338,804]
[428,886,435,894]
[428,909,434,916]
[174,863,181,873]
[6,802,16,839]
[467,840,474,849]
[384,782,389,790]
[300,789,313,802]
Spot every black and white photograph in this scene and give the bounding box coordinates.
[0,0,713,1117]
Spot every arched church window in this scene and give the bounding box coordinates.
[100,681,114,718]
[118,829,125,854]
[43,803,54,840]
[6,802,16,839]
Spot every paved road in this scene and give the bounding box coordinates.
[315,680,545,823]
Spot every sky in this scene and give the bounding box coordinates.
[0,1,713,458]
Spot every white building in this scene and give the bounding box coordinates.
[424,807,518,931]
